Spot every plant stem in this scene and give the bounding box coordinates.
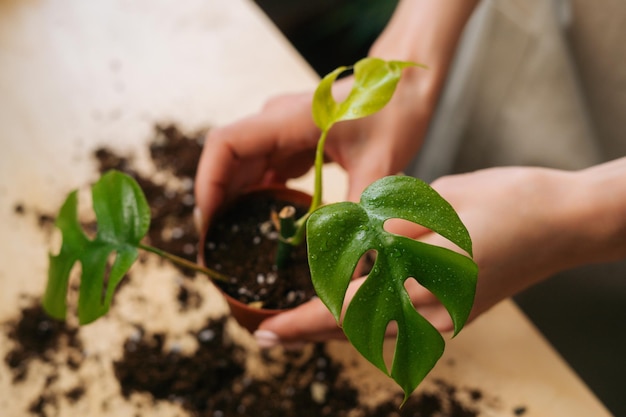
[276,206,296,269]
[138,242,230,283]
[311,130,328,214]
[288,129,329,247]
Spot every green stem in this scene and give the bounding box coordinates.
[288,129,329,247]
[138,242,230,283]
[310,129,328,214]
[276,206,296,269]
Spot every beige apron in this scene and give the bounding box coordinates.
[411,0,625,181]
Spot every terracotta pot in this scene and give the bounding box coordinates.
[199,185,313,332]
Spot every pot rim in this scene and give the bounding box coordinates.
[197,184,314,331]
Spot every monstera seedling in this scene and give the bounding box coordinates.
[43,171,229,324]
[303,58,477,401]
[43,57,477,401]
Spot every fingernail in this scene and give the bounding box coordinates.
[254,330,307,351]
[254,329,280,349]
[193,206,204,233]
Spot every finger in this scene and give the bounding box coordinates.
[194,116,288,231]
[344,156,392,202]
[255,297,346,347]
[195,96,319,230]
[341,135,404,203]
[194,133,240,234]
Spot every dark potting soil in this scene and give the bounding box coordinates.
[3,124,517,417]
[113,316,360,417]
[3,299,84,384]
[3,299,87,417]
[203,193,316,310]
[4,300,489,417]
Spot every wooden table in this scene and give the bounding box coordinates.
[0,1,612,416]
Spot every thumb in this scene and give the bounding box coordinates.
[254,298,345,349]
[344,150,406,203]
[345,166,388,203]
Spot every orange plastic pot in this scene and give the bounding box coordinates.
[199,185,313,333]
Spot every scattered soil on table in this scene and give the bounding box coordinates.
[3,298,86,417]
[3,124,518,417]
[4,298,84,384]
[4,299,488,417]
[114,317,359,417]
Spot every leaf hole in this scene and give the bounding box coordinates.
[384,320,399,373]
[384,218,470,257]
[78,186,97,239]
[383,218,431,238]
[49,227,63,257]
[354,249,376,277]
[404,278,454,333]
[101,251,118,305]
[65,262,82,327]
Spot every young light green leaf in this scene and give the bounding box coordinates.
[312,57,421,132]
[306,175,477,400]
[43,170,150,324]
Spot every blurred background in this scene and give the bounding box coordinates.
[254,0,626,415]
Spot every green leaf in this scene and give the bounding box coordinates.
[43,170,150,324]
[306,176,477,400]
[312,57,421,132]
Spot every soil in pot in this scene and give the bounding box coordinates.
[203,191,316,311]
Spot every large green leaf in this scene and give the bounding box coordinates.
[312,57,421,132]
[306,175,477,400]
[43,170,150,324]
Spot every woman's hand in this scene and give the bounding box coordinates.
[194,66,436,235]
[194,0,480,234]
[255,162,626,348]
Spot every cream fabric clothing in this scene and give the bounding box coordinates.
[411,0,624,181]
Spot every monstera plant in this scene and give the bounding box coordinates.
[43,57,477,401]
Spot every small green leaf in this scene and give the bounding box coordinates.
[307,176,477,400]
[43,170,150,324]
[312,57,421,132]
